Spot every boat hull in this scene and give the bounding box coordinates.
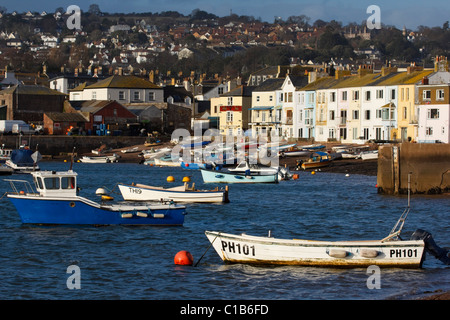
[201,169,278,184]
[205,231,425,268]
[8,195,186,225]
[118,184,227,203]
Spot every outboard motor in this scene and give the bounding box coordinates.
[411,229,450,265]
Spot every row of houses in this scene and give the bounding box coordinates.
[0,57,449,144]
[207,57,450,144]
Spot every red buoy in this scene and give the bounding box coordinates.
[174,250,194,266]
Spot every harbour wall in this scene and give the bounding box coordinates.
[0,135,148,156]
[377,143,450,194]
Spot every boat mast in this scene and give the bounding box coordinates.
[383,172,412,241]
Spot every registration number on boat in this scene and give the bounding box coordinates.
[221,241,255,256]
[389,248,418,258]
[128,187,142,194]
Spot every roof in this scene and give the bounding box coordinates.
[253,78,285,91]
[221,85,256,97]
[44,112,89,122]
[0,85,67,96]
[84,75,162,90]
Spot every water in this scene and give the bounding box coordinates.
[0,162,448,301]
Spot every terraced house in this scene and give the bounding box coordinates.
[258,60,449,144]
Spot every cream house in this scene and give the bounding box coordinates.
[69,75,163,103]
[249,78,284,138]
[210,85,255,137]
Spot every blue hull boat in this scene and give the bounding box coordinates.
[5,170,186,226]
[200,169,278,184]
[180,161,212,170]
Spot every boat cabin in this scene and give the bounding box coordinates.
[31,170,78,198]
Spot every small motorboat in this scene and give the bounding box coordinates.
[5,170,186,225]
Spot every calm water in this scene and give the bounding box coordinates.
[0,162,448,301]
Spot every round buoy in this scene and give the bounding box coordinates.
[174,250,193,266]
[292,174,299,180]
[311,171,316,175]
[375,184,378,188]
[182,176,190,182]
[167,176,175,182]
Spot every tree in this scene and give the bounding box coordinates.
[88,4,101,16]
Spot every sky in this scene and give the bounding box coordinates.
[2,0,449,29]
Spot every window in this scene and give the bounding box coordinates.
[307,93,314,104]
[92,91,97,100]
[134,91,140,101]
[329,110,335,120]
[363,128,369,140]
[340,110,347,124]
[119,91,125,100]
[288,92,293,102]
[403,107,407,120]
[423,90,431,100]
[330,92,336,102]
[376,89,383,99]
[352,110,359,120]
[390,89,396,100]
[44,177,60,190]
[427,109,439,119]
[352,127,358,140]
[365,91,371,101]
[256,96,260,102]
[148,92,155,101]
[352,90,359,101]
[365,110,371,120]
[342,91,347,101]
[269,95,273,102]
[218,87,224,95]
[226,111,233,122]
[426,127,433,136]
[406,88,409,100]
[401,88,404,101]
[436,89,445,100]
[228,97,233,105]
[61,177,75,189]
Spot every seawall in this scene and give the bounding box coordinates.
[0,135,148,156]
[377,143,450,195]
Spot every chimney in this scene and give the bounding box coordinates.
[149,70,154,83]
[421,76,429,85]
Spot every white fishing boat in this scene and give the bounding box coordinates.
[228,160,279,175]
[118,182,229,203]
[278,145,311,157]
[204,175,449,268]
[141,147,172,160]
[154,155,181,167]
[79,154,119,163]
[360,150,379,160]
[121,146,139,153]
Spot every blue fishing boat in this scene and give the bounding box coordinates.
[5,170,186,226]
[180,161,213,170]
[200,169,278,184]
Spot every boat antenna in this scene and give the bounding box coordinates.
[383,172,412,242]
[70,147,76,171]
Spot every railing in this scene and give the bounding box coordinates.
[4,179,37,195]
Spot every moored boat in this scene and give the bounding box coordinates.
[360,150,379,160]
[5,148,41,172]
[300,151,332,170]
[201,169,278,184]
[79,154,119,163]
[204,231,426,268]
[118,182,228,203]
[5,170,186,225]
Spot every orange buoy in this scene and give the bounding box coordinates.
[174,250,193,266]
[292,174,299,180]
